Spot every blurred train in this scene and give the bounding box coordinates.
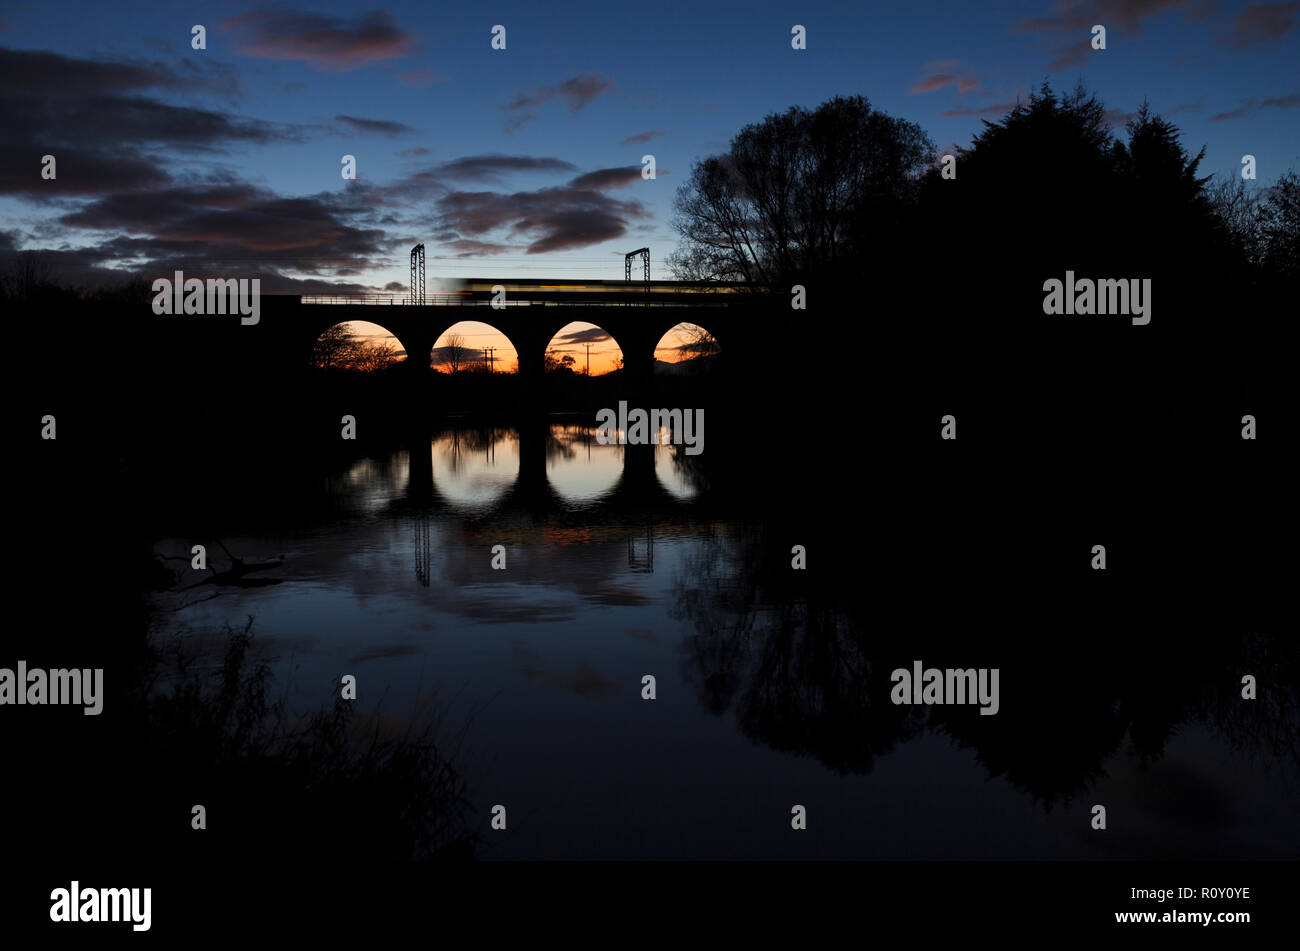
[429,278,752,303]
[301,278,760,307]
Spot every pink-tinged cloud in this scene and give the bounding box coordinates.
[568,167,644,190]
[398,68,447,87]
[910,72,959,94]
[909,71,982,95]
[620,129,668,144]
[433,184,649,254]
[1013,0,1195,36]
[1046,43,1091,71]
[940,99,1022,118]
[1227,2,1300,47]
[1209,91,1300,120]
[433,238,517,258]
[502,73,615,112]
[220,10,417,72]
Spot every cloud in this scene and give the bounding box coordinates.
[1106,100,1203,125]
[1209,91,1300,120]
[0,46,639,291]
[1227,2,1300,47]
[53,182,388,285]
[556,327,612,344]
[432,238,516,258]
[0,46,393,292]
[345,167,450,209]
[502,72,615,112]
[397,67,446,87]
[220,10,417,71]
[432,154,578,181]
[396,146,431,157]
[335,114,414,136]
[0,47,236,97]
[0,148,170,197]
[909,71,981,95]
[1046,44,1091,71]
[1013,0,1202,36]
[567,167,643,190]
[0,48,299,198]
[1010,0,1214,72]
[939,98,1022,118]
[620,129,668,144]
[49,97,300,147]
[431,344,487,366]
[910,72,959,94]
[433,184,649,253]
[504,112,536,134]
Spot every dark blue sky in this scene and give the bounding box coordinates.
[2,0,1297,290]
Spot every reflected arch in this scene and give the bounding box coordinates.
[655,445,703,501]
[546,423,622,504]
[428,428,520,510]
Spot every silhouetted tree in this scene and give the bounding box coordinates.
[1259,169,1300,281]
[0,249,61,304]
[1207,176,1267,266]
[668,95,934,289]
[439,333,469,374]
[544,350,577,375]
[677,323,720,361]
[350,339,402,373]
[314,324,358,370]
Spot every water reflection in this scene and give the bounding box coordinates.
[429,428,519,510]
[546,424,620,503]
[151,421,1297,859]
[670,520,1298,811]
[335,422,707,516]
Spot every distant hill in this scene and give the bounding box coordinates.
[654,354,717,376]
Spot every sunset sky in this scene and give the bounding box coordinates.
[3,0,1297,298]
[344,317,706,374]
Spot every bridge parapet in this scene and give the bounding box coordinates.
[300,294,731,308]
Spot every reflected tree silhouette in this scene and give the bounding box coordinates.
[672,524,1299,805]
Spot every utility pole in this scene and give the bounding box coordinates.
[585,343,591,376]
[484,346,495,373]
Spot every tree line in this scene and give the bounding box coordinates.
[668,82,1297,319]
